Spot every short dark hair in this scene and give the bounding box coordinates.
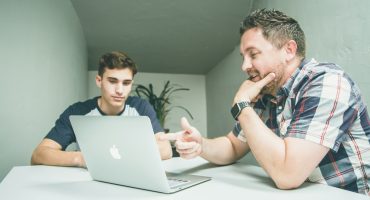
[240,9,306,58]
[98,51,138,77]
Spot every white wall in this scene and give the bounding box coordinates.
[206,0,370,164]
[0,0,87,180]
[88,71,207,136]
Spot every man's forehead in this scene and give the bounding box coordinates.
[240,28,273,53]
[103,68,133,80]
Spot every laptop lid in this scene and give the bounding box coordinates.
[69,115,210,193]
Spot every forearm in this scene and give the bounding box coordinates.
[31,146,85,167]
[200,136,241,165]
[238,107,289,185]
[239,107,330,189]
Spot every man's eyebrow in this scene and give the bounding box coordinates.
[107,77,133,82]
[240,47,256,55]
[107,77,118,81]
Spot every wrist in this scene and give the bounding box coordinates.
[72,152,85,168]
[238,106,254,119]
[233,97,251,105]
[199,137,206,157]
[231,100,252,120]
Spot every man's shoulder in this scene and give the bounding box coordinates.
[64,97,99,115]
[126,96,149,106]
[290,59,346,88]
[125,96,155,115]
[301,59,344,77]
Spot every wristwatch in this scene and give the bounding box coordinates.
[231,101,251,120]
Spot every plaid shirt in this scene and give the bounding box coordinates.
[233,58,370,195]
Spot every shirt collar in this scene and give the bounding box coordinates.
[275,58,309,103]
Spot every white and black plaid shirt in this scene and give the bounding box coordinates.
[233,58,370,195]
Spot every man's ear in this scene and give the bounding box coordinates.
[284,40,298,61]
[95,75,102,88]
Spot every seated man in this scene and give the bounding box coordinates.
[162,9,370,195]
[31,51,172,167]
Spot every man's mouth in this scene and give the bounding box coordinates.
[249,74,260,82]
[112,96,124,101]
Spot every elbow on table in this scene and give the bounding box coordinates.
[273,176,304,190]
[30,151,40,165]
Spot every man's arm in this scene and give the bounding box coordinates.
[233,73,330,189]
[31,138,86,167]
[199,132,250,165]
[155,132,172,160]
[238,107,329,189]
[161,117,250,164]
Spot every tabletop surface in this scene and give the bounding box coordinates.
[0,157,367,200]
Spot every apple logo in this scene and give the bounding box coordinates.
[109,145,122,159]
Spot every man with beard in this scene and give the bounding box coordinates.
[162,9,370,195]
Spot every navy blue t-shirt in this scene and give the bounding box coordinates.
[45,96,163,150]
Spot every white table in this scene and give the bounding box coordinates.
[0,157,367,200]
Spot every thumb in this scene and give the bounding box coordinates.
[257,73,275,88]
[180,117,192,132]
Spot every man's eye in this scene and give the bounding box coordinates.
[250,52,258,59]
[123,81,132,86]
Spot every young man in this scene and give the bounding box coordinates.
[31,51,172,167]
[162,9,370,195]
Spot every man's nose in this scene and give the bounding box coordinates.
[115,84,124,95]
[241,57,252,72]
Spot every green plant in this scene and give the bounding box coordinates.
[134,80,193,128]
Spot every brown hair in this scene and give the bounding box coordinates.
[240,9,306,58]
[98,51,138,77]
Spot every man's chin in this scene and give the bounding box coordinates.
[110,101,124,107]
[261,86,275,96]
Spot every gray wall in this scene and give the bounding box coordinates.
[206,46,245,138]
[206,0,370,164]
[252,0,370,105]
[0,0,87,181]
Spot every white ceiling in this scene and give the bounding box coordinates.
[71,0,253,74]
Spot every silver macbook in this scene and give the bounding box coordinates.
[69,115,211,193]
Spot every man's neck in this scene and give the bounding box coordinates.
[279,57,303,88]
[98,98,125,115]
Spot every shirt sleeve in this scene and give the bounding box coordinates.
[286,72,355,151]
[232,122,247,142]
[140,100,164,134]
[45,106,76,150]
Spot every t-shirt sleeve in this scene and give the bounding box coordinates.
[139,100,164,134]
[45,106,76,150]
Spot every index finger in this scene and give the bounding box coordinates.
[158,131,183,141]
[257,73,275,88]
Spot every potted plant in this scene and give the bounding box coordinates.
[134,80,194,132]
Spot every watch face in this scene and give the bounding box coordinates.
[231,101,250,120]
[231,103,241,120]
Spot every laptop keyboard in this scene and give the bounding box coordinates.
[167,177,190,188]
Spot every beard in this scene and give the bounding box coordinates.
[260,75,279,95]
